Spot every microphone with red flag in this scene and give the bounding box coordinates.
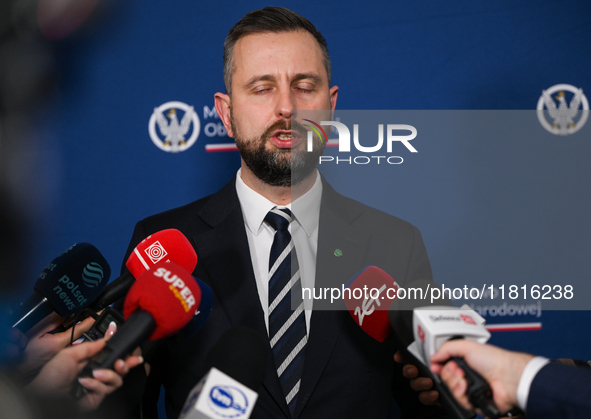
[73,261,201,398]
[344,270,477,419]
[55,229,198,332]
[343,266,399,342]
[92,228,198,311]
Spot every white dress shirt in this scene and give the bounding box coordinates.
[235,168,322,335]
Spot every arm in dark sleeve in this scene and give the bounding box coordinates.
[527,362,591,419]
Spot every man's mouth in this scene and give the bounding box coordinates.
[270,130,301,149]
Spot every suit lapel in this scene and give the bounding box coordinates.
[293,180,370,418]
[191,179,291,417]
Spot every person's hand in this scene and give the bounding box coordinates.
[394,350,439,405]
[26,322,144,410]
[430,340,533,415]
[17,312,96,379]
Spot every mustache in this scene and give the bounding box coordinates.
[262,119,308,140]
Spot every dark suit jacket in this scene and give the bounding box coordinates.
[526,362,591,419]
[121,176,448,419]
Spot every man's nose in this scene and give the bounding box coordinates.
[276,88,295,119]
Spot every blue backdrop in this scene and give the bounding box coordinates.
[19,0,591,410]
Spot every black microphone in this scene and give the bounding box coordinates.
[10,243,111,333]
[179,327,268,419]
[389,280,501,419]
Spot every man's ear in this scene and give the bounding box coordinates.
[214,92,233,138]
[329,85,339,111]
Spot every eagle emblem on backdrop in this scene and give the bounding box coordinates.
[149,101,201,152]
[537,84,589,136]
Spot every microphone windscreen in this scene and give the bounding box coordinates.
[123,261,201,340]
[344,266,399,342]
[34,243,110,317]
[125,229,198,278]
[204,327,268,391]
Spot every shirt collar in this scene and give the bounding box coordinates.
[235,168,322,237]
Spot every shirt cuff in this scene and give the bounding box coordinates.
[516,356,550,411]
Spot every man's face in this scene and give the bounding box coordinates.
[215,30,338,186]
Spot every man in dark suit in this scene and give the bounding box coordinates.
[431,339,591,419]
[122,7,447,419]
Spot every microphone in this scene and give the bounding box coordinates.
[10,243,111,333]
[389,281,503,419]
[179,327,268,419]
[91,228,198,312]
[141,276,213,356]
[343,265,400,342]
[343,268,475,419]
[74,261,201,398]
[55,229,198,332]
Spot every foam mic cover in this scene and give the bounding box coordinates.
[126,228,197,278]
[75,262,201,399]
[344,266,399,342]
[204,327,268,391]
[123,261,201,340]
[87,228,198,313]
[11,243,110,332]
[142,277,213,358]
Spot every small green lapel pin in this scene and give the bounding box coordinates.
[334,249,343,257]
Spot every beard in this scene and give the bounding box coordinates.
[231,115,325,187]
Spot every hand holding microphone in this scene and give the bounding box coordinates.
[430,340,533,417]
[27,321,143,411]
[343,267,499,419]
[73,260,201,398]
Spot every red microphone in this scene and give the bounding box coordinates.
[90,228,198,311]
[123,262,200,340]
[74,261,201,399]
[126,229,197,278]
[344,266,399,342]
[54,229,199,334]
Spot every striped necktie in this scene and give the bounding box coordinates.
[265,207,307,415]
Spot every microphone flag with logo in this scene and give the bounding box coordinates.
[179,327,268,419]
[125,228,197,277]
[344,266,399,342]
[11,243,110,332]
[82,228,198,319]
[73,261,201,398]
